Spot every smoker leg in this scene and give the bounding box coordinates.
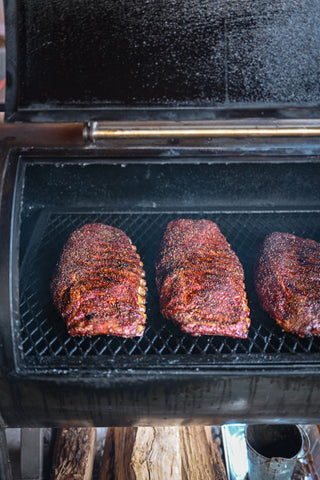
[20,428,43,480]
[0,428,13,480]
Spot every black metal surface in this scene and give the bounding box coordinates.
[5,0,320,121]
[15,159,320,372]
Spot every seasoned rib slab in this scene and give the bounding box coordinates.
[51,223,146,337]
[254,232,320,337]
[155,219,250,337]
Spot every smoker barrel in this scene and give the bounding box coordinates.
[2,0,320,426]
[1,144,320,427]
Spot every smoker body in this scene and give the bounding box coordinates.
[1,0,320,426]
[1,132,320,427]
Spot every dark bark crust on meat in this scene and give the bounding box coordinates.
[51,223,147,337]
[254,232,320,337]
[155,219,250,338]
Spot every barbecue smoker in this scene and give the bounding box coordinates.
[1,0,320,428]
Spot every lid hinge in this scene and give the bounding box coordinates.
[83,120,320,143]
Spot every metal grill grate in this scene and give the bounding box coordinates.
[19,209,320,367]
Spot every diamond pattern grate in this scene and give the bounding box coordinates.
[19,209,320,366]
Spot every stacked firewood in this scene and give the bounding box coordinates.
[52,426,227,480]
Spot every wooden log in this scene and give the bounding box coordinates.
[99,428,115,480]
[99,426,227,480]
[130,427,181,480]
[180,426,227,480]
[114,427,137,480]
[205,427,228,480]
[52,427,96,480]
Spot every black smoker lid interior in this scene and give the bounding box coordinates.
[4,0,320,123]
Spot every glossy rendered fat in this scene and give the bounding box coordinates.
[155,219,250,338]
[254,232,320,337]
[51,223,146,337]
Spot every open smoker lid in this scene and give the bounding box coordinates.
[4,0,320,123]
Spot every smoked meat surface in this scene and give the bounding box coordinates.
[254,232,320,337]
[51,223,146,337]
[155,219,250,337]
